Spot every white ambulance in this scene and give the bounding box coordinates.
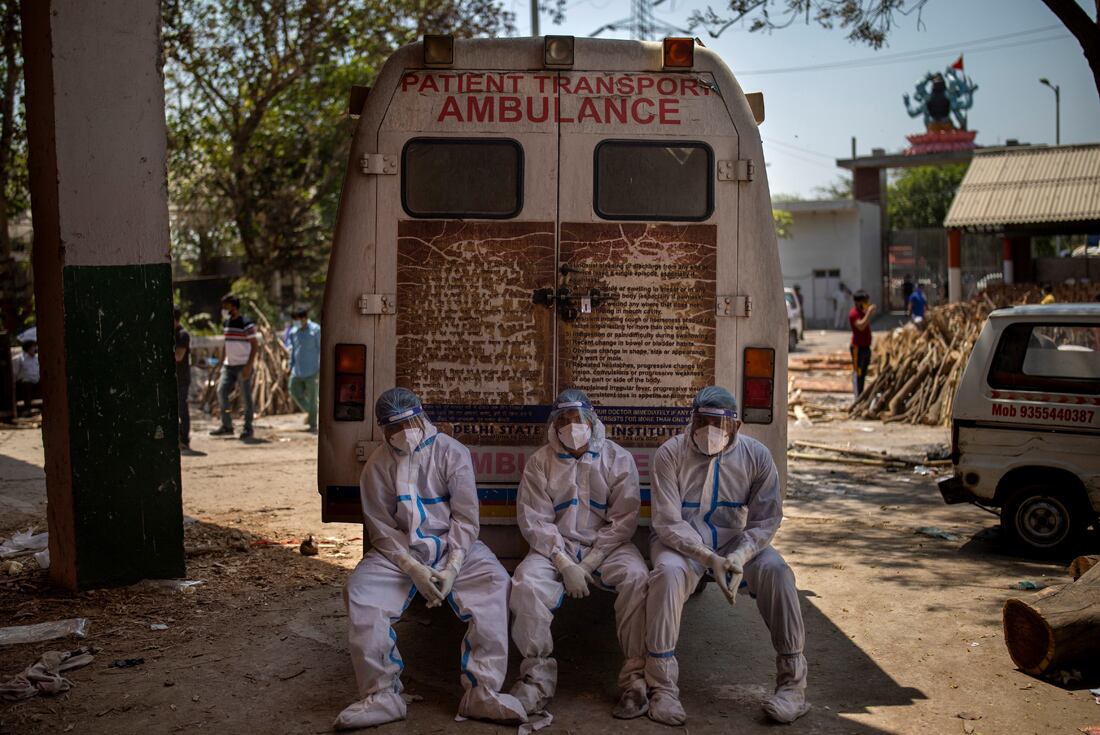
[319,35,787,558]
[939,304,1100,556]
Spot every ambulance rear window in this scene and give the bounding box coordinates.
[595,141,712,221]
[988,322,1100,395]
[402,138,522,218]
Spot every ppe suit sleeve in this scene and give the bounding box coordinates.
[360,455,413,566]
[592,446,640,555]
[442,440,479,558]
[516,451,567,559]
[734,443,783,562]
[650,441,705,558]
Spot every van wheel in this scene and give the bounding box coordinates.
[788,330,798,352]
[1001,484,1087,557]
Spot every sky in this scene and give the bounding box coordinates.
[516,0,1099,198]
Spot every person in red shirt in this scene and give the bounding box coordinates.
[849,290,876,398]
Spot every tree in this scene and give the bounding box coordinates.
[886,163,966,229]
[163,0,514,298]
[0,0,26,258]
[690,1,1100,101]
[813,174,852,199]
[773,208,793,238]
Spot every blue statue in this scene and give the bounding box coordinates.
[903,63,978,131]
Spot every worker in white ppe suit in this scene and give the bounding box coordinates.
[335,388,527,729]
[509,389,649,718]
[645,386,809,726]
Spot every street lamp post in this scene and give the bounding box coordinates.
[1039,77,1060,145]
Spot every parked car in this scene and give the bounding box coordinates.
[784,287,804,352]
[938,304,1100,556]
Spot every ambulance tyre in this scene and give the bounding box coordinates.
[788,329,798,352]
[1001,482,1088,557]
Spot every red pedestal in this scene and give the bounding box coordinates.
[905,129,977,155]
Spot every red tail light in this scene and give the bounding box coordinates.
[742,347,774,424]
[334,344,366,421]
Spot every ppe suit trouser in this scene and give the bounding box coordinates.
[346,541,514,705]
[644,540,805,697]
[511,543,649,696]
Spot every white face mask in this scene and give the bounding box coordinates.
[389,427,424,453]
[557,423,592,451]
[221,309,230,320]
[694,425,729,456]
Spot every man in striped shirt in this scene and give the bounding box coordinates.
[210,294,259,440]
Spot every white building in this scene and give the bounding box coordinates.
[774,199,882,328]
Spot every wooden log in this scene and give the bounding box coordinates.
[1002,563,1100,676]
[1067,555,1099,581]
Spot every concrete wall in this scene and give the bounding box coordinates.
[775,200,882,327]
[1034,256,1100,285]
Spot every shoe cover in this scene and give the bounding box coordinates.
[510,657,557,715]
[647,690,686,726]
[333,691,407,730]
[762,653,810,723]
[457,687,528,724]
[612,680,649,719]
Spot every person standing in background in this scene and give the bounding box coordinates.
[12,340,39,417]
[906,283,928,324]
[849,290,875,399]
[287,305,321,432]
[210,294,259,440]
[173,305,192,451]
[832,283,851,329]
[1040,284,1055,304]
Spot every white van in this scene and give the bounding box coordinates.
[319,36,788,558]
[938,304,1100,555]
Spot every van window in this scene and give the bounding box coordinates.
[594,141,712,220]
[988,322,1100,395]
[402,138,522,218]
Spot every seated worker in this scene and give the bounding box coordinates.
[509,389,649,718]
[336,388,527,730]
[645,386,809,726]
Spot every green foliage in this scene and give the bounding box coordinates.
[163,0,515,293]
[688,0,931,47]
[772,209,793,239]
[887,163,967,229]
[813,174,852,199]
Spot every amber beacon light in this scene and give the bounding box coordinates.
[663,37,694,69]
[423,34,454,66]
[544,35,575,67]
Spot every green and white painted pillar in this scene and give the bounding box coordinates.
[21,0,184,590]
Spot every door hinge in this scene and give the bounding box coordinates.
[716,295,751,317]
[358,293,396,315]
[717,159,753,181]
[359,154,397,175]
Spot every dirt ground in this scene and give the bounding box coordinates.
[2,328,1099,734]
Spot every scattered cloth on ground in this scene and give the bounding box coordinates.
[0,646,95,701]
[0,528,49,559]
[518,711,553,735]
[109,658,145,669]
[915,527,959,541]
[0,618,89,646]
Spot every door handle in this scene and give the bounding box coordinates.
[530,285,619,322]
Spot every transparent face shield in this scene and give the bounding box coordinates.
[379,406,432,454]
[548,401,595,452]
[688,406,739,456]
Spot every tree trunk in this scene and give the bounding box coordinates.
[1002,562,1100,676]
[1041,0,1100,102]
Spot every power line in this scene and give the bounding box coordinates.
[737,24,1063,76]
[765,138,837,161]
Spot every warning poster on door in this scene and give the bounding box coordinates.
[558,223,717,446]
[396,220,555,445]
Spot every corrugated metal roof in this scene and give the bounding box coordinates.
[943,143,1100,228]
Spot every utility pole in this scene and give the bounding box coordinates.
[531,0,539,36]
[1039,78,1060,145]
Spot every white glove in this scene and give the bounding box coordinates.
[428,549,465,608]
[397,555,443,606]
[553,550,593,599]
[694,546,735,606]
[723,546,753,607]
[578,547,607,578]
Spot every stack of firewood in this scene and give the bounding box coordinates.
[850,284,1094,426]
[199,302,297,418]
